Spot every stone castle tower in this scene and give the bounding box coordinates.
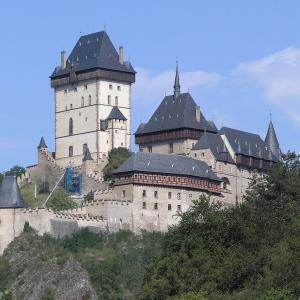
[50,31,135,167]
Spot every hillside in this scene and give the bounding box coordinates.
[0,153,299,300]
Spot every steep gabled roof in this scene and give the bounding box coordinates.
[265,121,281,160]
[113,152,221,182]
[106,106,127,121]
[135,93,216,135]
[192,132,234,163]
[219,127,278,161]
[207,120,218,132]
[51,31,135,78]
[0,176,27,208]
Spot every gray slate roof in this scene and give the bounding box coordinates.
[135,93,216,135]
[106,106,127,121]
[113,152,221,182]
[0,176,27,208]
[82,147,93,161]
[265,121,281,160]
[207,120,218,132]
[192,132,234,163]
[37,136,47,149]
[51,31,135,78]
[219,127,278,161]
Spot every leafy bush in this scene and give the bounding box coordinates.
[102,147,131,181]
[45,188,76,211]
[0,257,11,300]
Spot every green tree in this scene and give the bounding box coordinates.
[46,188,76,211]
[102,147,131,181]
[5,165,25,178]
[0,257,11,300]
[139,153,300,300]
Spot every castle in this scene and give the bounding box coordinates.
[0,31,281,254]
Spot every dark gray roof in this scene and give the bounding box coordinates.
[192,132,234,163]
[219,127,278,161]
[106,106,127,121]
[207,120,218,132]
[37,136,47,149]
[0,176,27,208]
[82,147,93,161]
[113,152,221,182]
[135,93,216,135]
[265,121,281,160]
[51,31,135,78]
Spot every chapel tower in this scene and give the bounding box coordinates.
[50,31,135,167]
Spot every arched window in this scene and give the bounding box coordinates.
[88,95,91,105]
[81,97,84,107]
[115,96,118,106]
[69,118,73,135]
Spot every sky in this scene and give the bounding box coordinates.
[1,0,300,171]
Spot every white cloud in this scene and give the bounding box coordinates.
[234,47,300,125]
[132,67,221,105]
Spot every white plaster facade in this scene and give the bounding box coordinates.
[54,79,131,167]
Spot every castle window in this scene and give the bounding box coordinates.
[109,84,113,90]
[64,89,67,94]
[142,202,146,209]
[169,143,174,153]
[69,118,73,135]
[177,205,181,211]
[194,153,197,158]
[81,97,84,107]
[83,143,87,155]
[70,104,73,109]
[69,146,73,157]
[168,192,172,199]
[154,203,158,210]
[122,190,126,198]
[88,95,92,105]
[148,146,152,153]
[154,191,158,198]
[168,204,172,211]
[117,86,121,91]
[65,105,67,111]
[115,96,118,106]
[84,84,88,90]
[74,87,77,92]
[108,95,111,105]
[201,152,205,157]
[142,190,147,197]
[189,193,193,199]
[177,193,181,200]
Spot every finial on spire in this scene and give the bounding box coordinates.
[174,60,180,98]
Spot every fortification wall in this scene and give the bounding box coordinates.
[0,207,107,254]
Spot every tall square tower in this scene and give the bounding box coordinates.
[50,31,135,167]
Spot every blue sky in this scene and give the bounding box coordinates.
[1,0,300,171]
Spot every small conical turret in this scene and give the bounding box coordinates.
[37,136,47,149]
[83,147,93,161]
[173,62,180,98]
[265,120,281,160]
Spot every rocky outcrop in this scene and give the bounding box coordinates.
[3,232,98,300]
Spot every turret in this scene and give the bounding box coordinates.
[82,146,94,174]
[265,120,281,161]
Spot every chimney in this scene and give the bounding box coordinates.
[119,46,124,65]
[61,50,66,69]
[195,106,201,122]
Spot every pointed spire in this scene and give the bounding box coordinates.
[174,61,180,98]
[83,147,93,161]
[265,120,281,160]
[37,136,47,149]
